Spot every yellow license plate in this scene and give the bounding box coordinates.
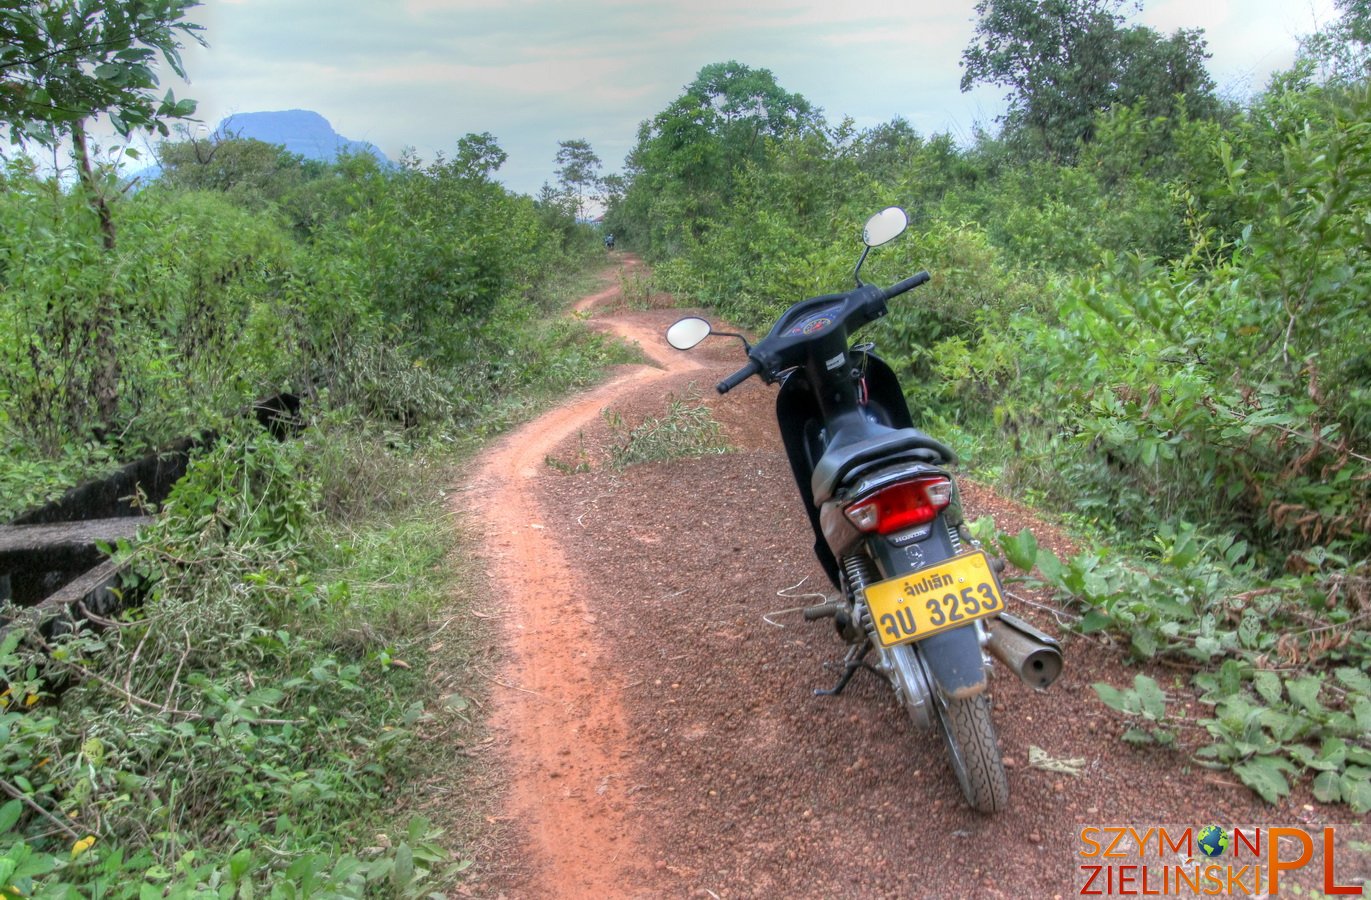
[864,551,1005,647]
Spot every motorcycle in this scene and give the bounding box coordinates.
[665,207,1063,813]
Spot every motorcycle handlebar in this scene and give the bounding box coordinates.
[880,270,930,301]
[714,272,929,394]
[717,359,761,394]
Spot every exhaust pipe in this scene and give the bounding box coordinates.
[984,612,1063,690]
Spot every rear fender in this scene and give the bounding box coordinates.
[915,626,987,699]
[864,514,987,699]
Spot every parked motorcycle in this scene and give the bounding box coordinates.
[665,208,1063,813]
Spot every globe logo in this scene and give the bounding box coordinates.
[1197,825,1229,858]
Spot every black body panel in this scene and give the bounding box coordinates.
[776,351,920,588]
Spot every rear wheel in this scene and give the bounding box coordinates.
[934,692,1009,814]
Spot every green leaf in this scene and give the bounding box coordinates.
[1289,744,1338,771]
[243,688,285,710]
[1350,696,1371,734]
[999,528,1038,572]
[1318,738,1348,768]
[1341,770,1371,815]
[1334,667,1371,695]
[1130,628,1159,659]
[1078,609,1113,633]
[0,799,22,834]
[1218,659,1246,696]
[1234,756,1294,804]
[1035,550,1066,589]
[228,848,253,881]
[1286,676,1326,715]
[1133,674,1167,721]
[1313,771,1342,804]
[391,843,414,888]
[1093,682,1131,714]
[1252,671,1283,705]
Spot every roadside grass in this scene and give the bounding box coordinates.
[616,266,658,310]
[0,261,634,896]
[605,388,731,469]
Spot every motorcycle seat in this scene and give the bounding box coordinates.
[811,427,956,504]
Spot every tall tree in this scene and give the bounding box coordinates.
[455,131,508,181]
[1,0,203,431]
[960,0,1213,160]
[1339,0,1371,45]
[617,60,818,253]
[1,0,202,146]
[1300,0,1371,81]
[554,138,601,220]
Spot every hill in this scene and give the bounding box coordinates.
[216,109,389,164]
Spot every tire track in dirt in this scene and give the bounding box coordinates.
[464,258,1353,897]
[468,259,701,897]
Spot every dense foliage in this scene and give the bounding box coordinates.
[4,3,1370,891]
[606,16,1371,810]
[961,0,1219,161]
[2,71,621,898]
[0,0,201,146]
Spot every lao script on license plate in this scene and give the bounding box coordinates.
[863,551,1004,647]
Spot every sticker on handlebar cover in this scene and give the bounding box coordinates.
[825,352,845,371]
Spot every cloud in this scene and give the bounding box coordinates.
[165,0,1319,195]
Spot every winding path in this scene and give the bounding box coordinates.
[469,260,701,896]
[462,258,1348,899]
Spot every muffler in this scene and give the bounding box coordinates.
[984,612,1063,690]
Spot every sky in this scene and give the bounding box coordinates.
[162,0,1342,197]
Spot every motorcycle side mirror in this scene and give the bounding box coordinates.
[854,206,909,286]
[862,206,908,247]
[666,316,712,350]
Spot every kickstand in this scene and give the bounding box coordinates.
[814,641,881,697]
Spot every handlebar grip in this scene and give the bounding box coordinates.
[803,602,842,621]
[881,271,931,301]
[717,359,761,394]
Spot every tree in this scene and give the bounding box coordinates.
[1300,0,1371,81]
[633,60,816,191]
[0,0,202,146]
[617,60,819,254]
[156,134,315,207]
[454,131,507,180]
[1339,0,1371,45]
[960,0,1214,160]
[554,138,601,219]
[1,0,204,432]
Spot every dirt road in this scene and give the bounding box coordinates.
[463,259,1348,898]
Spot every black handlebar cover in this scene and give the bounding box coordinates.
[715,272,930,394]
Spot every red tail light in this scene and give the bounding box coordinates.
[844,476,953,535]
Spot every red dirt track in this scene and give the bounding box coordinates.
[461,258,1353,899]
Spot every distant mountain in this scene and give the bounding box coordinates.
[216,110,389,165]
